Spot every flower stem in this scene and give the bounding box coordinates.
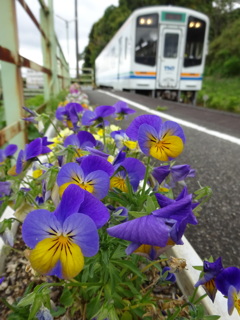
[49,118,62,138]
[141,156,151,195]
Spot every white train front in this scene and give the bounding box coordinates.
[95,6,209,103]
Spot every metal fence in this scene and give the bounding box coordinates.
[0,0,70,148]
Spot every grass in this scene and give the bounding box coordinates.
[197,76,240,113]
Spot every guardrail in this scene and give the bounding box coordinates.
[0,0,71,148]
[71,67,94,88]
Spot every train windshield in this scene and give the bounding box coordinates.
[184,16,206,67]
[135,13,158,66]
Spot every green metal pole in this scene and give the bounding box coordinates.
[0,0,26,149]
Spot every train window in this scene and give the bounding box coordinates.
[184,16,206,67]
[135,13,158,66]
[164,33,179,58]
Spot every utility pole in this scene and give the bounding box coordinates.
[75,0,79,79]
[56,15,74,60]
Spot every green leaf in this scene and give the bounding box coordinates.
[111,259,145,279]
[46,167,58,191]
[17,292,35,307]
[203,316,221,320]
[128,211,147,218]
[28,293,43,320]
[51,306,66,317]
[60,287,74,307]
[121,311,133,320]
[86,295,101,319]
[193,266,203,271]
[145,196,157,214]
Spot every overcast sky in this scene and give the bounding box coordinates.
[16,0,118,75]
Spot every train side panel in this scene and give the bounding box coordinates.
[95,17,134,90]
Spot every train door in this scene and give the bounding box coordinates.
[157,27,182,89]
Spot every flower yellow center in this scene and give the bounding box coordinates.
[29,231,84,279]
[110,176,128,193]
[59,175,94,197]
[234,293,240,315]
[148,134,183,161]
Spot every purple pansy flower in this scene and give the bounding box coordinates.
[22,106,38,124]
[110,157,146,193]
[8,138,52,176]
[22,185,109,279]
[81,105,115,126]
[113,100,136,120]
[107,188,198,260]
[57,155,114,199]
[110,130,137,151]
[126,115,185,161]
[0,144,18,165]
[154,187,198,244]
[64,131,96,156]
[152,164,195,187]
[56,102,84,129]
[162,266,176,283]
[195,257,224,302]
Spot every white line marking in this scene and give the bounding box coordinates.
[98,90,240,146]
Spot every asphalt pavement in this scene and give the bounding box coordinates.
[86,88,240,268]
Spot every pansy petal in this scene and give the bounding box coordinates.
[77,131,96,148]
[81,155,114,176]
[121,158,146,181]
[85,147,109,159]
[155,193,174,208]
[126,115,162,140]
[29,236,84,279]
[22,209,61,248]
[228,286,238,315]
[5,144,18,157]
[151,135,184,161]
[81,110,95,125]
[138,123,159,156]
[95,105,115,118]
[64,134,80,148]
[57,162,84,186]
[16,150,25,174]
[216,267,240,296]
[107,215,169,247]
[62,213,99,257]
[152,165,171,184]
[25,138,43,160]
[171,164,193,181]
[84,170,110,199]
[54,185,85,224]
[153,194,198,225]
[160,120,186,143]
[79,190,110,228]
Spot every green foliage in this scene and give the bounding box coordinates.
[0,104,6,130]
[207,16,240,77]
[24,95,44,109]
[197,77,240,113]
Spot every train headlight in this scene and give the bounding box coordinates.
[195,22,201,28]
[140,18,145,25]
[147,18,152,25]
[189,22,195,28]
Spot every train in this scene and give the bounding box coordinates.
[95,6,209,104]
